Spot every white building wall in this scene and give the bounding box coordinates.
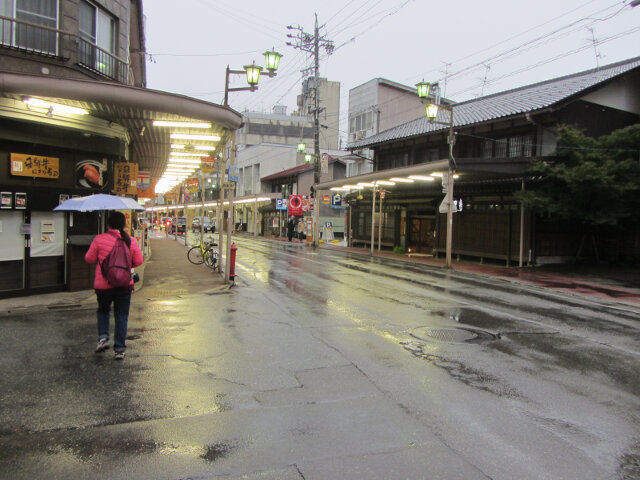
[581,73,640,114]
[236,144,300,196]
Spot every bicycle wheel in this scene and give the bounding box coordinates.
[204,249,218,268]
[187,246,205,264]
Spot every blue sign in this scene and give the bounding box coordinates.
[331,193,346,209]
[276,198,288,210]
[226,165,239,183]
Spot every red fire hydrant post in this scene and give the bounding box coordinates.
[229,243,238,281]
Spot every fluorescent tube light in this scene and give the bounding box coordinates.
[408,175,435,181]
[24,97,88,115]
[153,121,211,128]
[389,177,414,183]
[170,134,221,141]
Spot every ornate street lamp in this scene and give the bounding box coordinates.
[244,61,262,87]
[219,49,282,283]
[415,80,432,99]
[425,103,439,119]
[417,81,457,268]
[263,49,283,77]
[223,49,283,107]
[297,142,306,152]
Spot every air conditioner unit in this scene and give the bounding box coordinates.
[355,131,366,140]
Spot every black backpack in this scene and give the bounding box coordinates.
[100,231,132,288]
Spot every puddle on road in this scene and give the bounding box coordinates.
[401,340,520,398]
[436,307,514,331]
[200,442,235,462]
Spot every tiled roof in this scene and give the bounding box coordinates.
[350,56,640,149]
[261,156,341,182]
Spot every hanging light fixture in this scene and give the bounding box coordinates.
[415,80,432,99]
[426,104,439,119]
[263,48,283,77]
[244,62,262,87]
[297,142,306,152]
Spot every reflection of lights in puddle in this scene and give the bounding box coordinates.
[157,444,202,456]
[327,300,404,344]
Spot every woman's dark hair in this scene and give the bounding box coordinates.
[107,211,131,247]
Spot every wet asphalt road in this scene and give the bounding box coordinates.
[0,235,639,480]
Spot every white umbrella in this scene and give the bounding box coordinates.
[54,194,144,211]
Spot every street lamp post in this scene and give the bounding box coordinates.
[220,49,282,282]
[416,81,457,268]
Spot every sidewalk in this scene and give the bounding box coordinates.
[0,235,226,313]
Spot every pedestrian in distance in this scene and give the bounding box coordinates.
[85,211,143,360]
[287,216,295,242]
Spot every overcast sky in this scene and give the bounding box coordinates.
[143,0,640,141]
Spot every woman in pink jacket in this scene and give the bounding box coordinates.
[85,211,143,359]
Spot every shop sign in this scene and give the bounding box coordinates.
[76,159,108,189]
[137,171,150,189]
[114,162,138,195]
[1,192,12,209]
[15,192,27,209]
[201,156,216,173]
[184,178,200,194]
[288,195,303,216]
[10,153,59,179]
[138,178,157,199]
[322,195,330,205]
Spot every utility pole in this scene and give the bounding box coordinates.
[287,15,333,246]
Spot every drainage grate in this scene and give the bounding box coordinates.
[411,327,497,344]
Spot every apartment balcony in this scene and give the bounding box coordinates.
[1,14,130,85]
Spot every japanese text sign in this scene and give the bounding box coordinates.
[10,153,59,179]
[114,162,138,195]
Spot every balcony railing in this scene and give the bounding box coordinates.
[1,14,129,84]
[77,36,127,84]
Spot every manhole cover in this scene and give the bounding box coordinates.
[411,327,496,344]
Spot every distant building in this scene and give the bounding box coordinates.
[296,77,340,150]
[235,106,313,151]
[347,78,425,177]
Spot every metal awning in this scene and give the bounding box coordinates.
[315,157,533,191]
[0,72,243,179]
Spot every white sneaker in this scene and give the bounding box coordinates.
[95,338,109,353]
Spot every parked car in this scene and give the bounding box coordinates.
[191,217,215,233]
[169,217,186,235]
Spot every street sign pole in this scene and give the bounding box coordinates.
[224,131,236,283]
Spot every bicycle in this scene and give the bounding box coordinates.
[187,240,218,269]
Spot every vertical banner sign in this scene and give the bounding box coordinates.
[137,171,150,189]
[201,156,216,173]
[288,195,303,216]
[137,178,157,199]
[320,153,329,174]
[114,162,138,195]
